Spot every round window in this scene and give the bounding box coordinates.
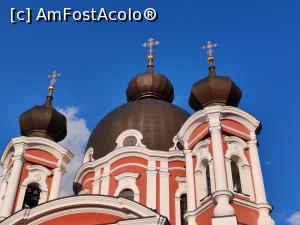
[123,136,138,147]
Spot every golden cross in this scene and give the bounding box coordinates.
[142,38,160,56]
[202,41,217,65]
[47,71,61,96]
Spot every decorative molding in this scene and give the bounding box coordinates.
[15,165,51,211]
[175,176,187,225]
[222,124,250,139]
[28,207,134,225]
[25,153,57,167]
[74,148,185,184]
[110,163,147,174]
[1,194,165,225]
[224,136,254,199]
[1,136,74,168]
[114,172,140,202]
[224,136,249,165]
[159,161,170,219]
[177,105,260,142]
[116,129,146,149]
[83,147,94,164]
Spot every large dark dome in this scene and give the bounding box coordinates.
[86,98,189,159]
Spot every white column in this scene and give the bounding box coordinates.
[248,136,267,203]
[159,161,170,219]
[184,150,196,211]
[92,167,101,194]
[194,170,201,206]
[183,150,196,225]
[225,158,234,192]
[100,165,110,195]
[248,133,275,225]
[208,160,215,193]
[0,143,24,219]
[49,167,63,200]
[208,114,235,219]
[146,160,157,209]
[0,168,8,211]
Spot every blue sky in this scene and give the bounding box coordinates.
[1,1,300,224]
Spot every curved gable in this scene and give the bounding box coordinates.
[2,195,168,225]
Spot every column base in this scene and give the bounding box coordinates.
[257,203,275,225]
[212,215,238,225]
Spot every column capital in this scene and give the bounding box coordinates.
[208,113,221,126]
[247,139,257,146]
[183,149,193,156]
[146,170,158,176]
[159,171,170,177]
[209,125,222,133]
[12,153,24,162]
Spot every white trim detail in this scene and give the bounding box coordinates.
[1,136,74,167]
[159,161,170,219]
[29,207,134,225]
[83,147,94,164]
[15,165,51,211]
[177,105,260,143]
[110,163,147,174]
[100,164,110,195]
[146,160,157,209]
[75,147,185,184]
[114,172,140,202]
[92,166,101,194]
[116,129,146,149]
[193,139,214,206]
[224,136,254,199]
[0,195,162,225]
[175,176,187,225]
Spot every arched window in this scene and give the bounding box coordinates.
[231,161,242,193]
[119,188,134,201]
[180,194,187,225]
[206,165,211,196]
[22,183,41,209]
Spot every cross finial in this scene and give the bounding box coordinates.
[142,38,160,66]
[202,41,217,66]
[48,71,61,96]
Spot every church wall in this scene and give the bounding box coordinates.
[25,149,58,164]
[195,205,214,225]
[12,162,28,212]
[39,212,122,225]
[169,161,186,225]
[188,123,209,149]
[221,120,250,141]
[81,172,95,192]
[233,202,259,225]
[110,165,147,204]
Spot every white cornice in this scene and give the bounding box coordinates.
[1,136,74,166]
[178,105,260,141]
[75,147,185,182]
[0,195,160,225]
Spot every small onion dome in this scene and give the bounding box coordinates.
[126,65,174,103]
[189,66,242,111]
[19,96,67,142]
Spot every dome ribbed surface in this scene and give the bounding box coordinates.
[126,65,174,102]
[86,98,189,159]
[19,96,67,142]
[189,67,242,111]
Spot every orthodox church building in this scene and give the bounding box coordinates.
[0,40,275,225]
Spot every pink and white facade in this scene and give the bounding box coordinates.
[0,44,275,225]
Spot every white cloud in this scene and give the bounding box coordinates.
[288,211,300,225]
[58,107,90,196]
